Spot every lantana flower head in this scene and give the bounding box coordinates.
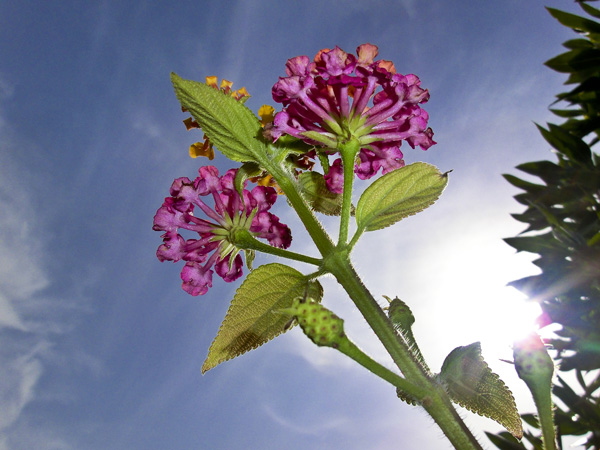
[268,43,435,192]
[153,166,291,296]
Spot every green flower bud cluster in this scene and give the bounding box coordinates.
[287,297,346,348]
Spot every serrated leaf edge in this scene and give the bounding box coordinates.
[202,264,323,373]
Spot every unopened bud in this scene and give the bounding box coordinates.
[287,297,346,348]
[513,332,554,388]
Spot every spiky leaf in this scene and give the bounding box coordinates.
[440,342,523,439]
[202,263,323,373]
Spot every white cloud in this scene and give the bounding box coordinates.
[0,149,50,441]
[261,402,350,436]
[0,296,26,331]
[0,78,96,448]
[0,343,45,430]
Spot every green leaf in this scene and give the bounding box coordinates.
[485,432,527,450]
[202,263,323,373]
[503,174,546,193]
[549,108,584,118]
[385,296,430,374]
[244,249,255,271]
[317,152,330,173]
[515,160,563,182]
[547,123,593,164]
[298,171,348,216]
[562,38,594,50]
[580,2,600,20]
[234,162,263,197]
[536,123,592,164]
[355,162,448,232]
[545,48,600,74]
[522,432,545,450]
[171,73,265,163]
[547,7,600,34]
[385,295,431,404]
[510,209,548,232]
[439,342,523,439]
[504,233,563,254]
[521,413,542,430]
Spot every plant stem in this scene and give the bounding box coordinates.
[348,228,364,251]
[262,150,481,449]
[233,229,323,266]
[323,254,483,450]
[337,139,360,246]
[267,163,335,257]
[337,338,430,400]
[533,384,558,450]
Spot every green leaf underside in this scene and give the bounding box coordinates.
[386,296,431,404]
[386,296,430,374]
[171,73,264,163]
[202,263,323,373]
[298,171,348,216]
[440,342,523,440]
[355,162,448,232]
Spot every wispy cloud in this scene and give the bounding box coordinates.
[262,402,350,436]
[0,74,98,448]
[0,162,50,444]
[0,75,48,437]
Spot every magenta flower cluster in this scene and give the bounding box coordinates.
[269,43,435,193]
[153,166,291,296]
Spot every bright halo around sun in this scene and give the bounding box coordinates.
[412,230,546,365]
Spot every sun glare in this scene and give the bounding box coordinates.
[422,233,545,364]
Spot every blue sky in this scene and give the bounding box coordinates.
[0,1,585,449]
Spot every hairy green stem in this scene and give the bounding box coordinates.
[348,228,364,251]
[323,254,482,450]
[233,229,322,266]
[337,139,360,246]
[337,338,430,400]
[268,164,335,257]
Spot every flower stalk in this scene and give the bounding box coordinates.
[338,138,361,246]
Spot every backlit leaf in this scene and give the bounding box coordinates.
[440,342,523,439]
[355,162,448,232]
[298,171,348,216]
[202,263,323,373]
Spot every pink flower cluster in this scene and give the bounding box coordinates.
[153,166,291,296]
[268,43,435,193]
